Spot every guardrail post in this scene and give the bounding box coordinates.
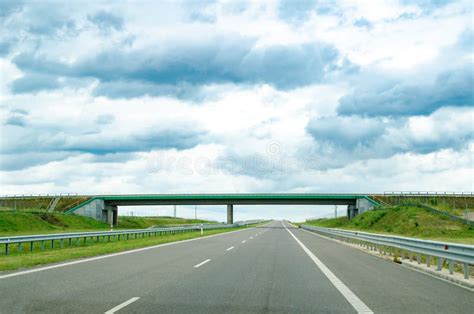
[69,238,72,246]
[437,258,443,271]
[51,240,54,249]
[41,241,45,251]
[5,243,9,255]
[426,255,431,267]
[60,239,64,249]
[463,263,470,279]
[18,242,22,253]
[417,253,421,264]
[97,236,100,242]
[30,241,34,252]
[448,260,454,275]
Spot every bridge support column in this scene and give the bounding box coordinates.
[347,205,358,220]
[103,205,118,226]
[227,204,233,224]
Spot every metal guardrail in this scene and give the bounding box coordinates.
[0,220,263,256]
[301,225,474,280]
[2,192,473,198]
[383,191,474,196]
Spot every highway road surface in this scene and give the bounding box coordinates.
[0,220,472,313]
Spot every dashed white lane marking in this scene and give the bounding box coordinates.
[194,259,211,268]
[226,246,234,251]
[283,222,373,314]
[249,236,254,239]
[105,297,140,314]
[241,240,246,243]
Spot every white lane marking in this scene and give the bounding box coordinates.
[226,246,234,251]
[194,259,211,268]
[241,240,246,243]
[0,226,256,280]
[249,236,254,239]
[105,297,140,314]
[283,223,373,314]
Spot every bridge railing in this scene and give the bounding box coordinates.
[300,224,474,280]
[382,191,473,196]
[0,220,263,256]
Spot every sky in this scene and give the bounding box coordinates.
[0,0,473,221]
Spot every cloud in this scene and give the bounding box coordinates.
[10,73,61,94]
[278,0,338,23]
[95,114,115,125]
[10,36,342,98]
[0,1,24,18]
[353,18,373,29]
[88,11,124,31]
[307,115,387,148]
[3,108,29,127]
[1,124,205,156]
[307,107,474,165]
[337,65,473,117]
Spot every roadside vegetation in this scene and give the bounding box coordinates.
[0,226,248,271]
[117,216,215,229]
[300,205,474,244]
[0,196,90,213]
[0,212,215,236]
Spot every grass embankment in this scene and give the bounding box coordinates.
[0,196,90,213]
[0,212,215,236]
[117,216,214,229]
[0,212,110,236]
[0,227,246,271]
[302,205,474,244]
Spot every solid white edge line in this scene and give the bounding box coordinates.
[0,226,257,280]
[249,236,254,239]
[298,228,474,292]
[283,222,373,314]
[105,297,140,314]
[194,259,211,268]
[226,246,234,251]
[241,240,246,243]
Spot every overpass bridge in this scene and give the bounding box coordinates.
[64,194,379,225]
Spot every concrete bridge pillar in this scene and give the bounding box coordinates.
[227,204,233,224]
[347,205,358,220]
[103,205,118,226]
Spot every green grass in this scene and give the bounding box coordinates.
[0,212,110,236]
[0,227,246,271]
[302,205,474,244]
[116,216,215,229]
[0,196,90,213]
[0,212,215,236]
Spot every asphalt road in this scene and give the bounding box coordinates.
[0,220,472,313]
